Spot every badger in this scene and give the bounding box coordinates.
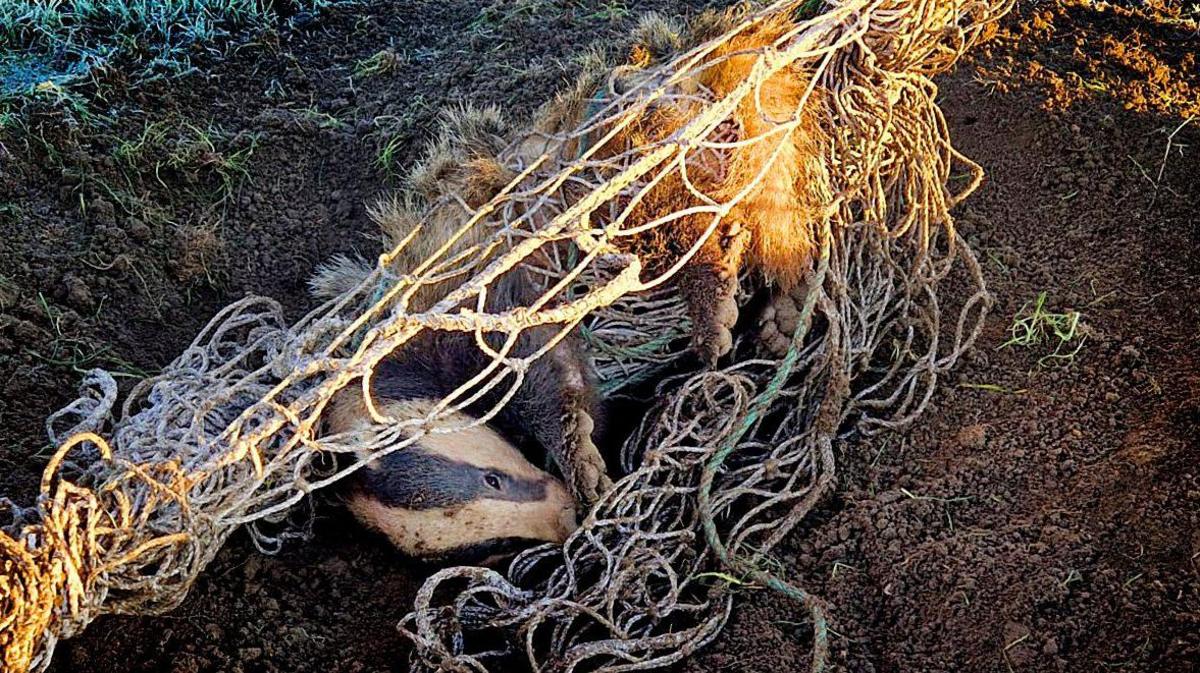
[314,7,826,562]
[313,109,610,564]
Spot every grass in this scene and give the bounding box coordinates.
[370,97,430,179]
[469,0,548,36]
[959,382,1027,395]
[694,571,757,588]
[1000,291,1087,366]
[1059,568,1083,588]
[583,0,631,22]
[112,119,260,204]
[1,0,346,99]
[288,105,351,131]
[354,48,408,78]
[171,122,260,202]
[375,131,405,177]
[113,119,169,166]
[0,274,17,309]
[25,292,152,378]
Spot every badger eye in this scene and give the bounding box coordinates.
[483,472,503,490]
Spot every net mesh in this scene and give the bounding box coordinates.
[0,1,1012,671]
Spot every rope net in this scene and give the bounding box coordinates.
[0,1,1012,671]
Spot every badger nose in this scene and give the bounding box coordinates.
[558,504,579,539]
[544,478,579,542]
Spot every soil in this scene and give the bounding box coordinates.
[1,1,1197,672]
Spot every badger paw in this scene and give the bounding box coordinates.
[686,224,748,366]
[758,281,810,358]
[563,410,612,508]
[689,277,739,366]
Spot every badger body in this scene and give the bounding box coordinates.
[374,10,831,364]
[314,7,826,561]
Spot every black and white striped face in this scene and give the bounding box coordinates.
[345,408,578,565]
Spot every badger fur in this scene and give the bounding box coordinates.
[545,10,831,362]
[322,8,830,360]
[390,8,832,363]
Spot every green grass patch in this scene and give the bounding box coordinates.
[109,119,261,206]
[27,292,152,378]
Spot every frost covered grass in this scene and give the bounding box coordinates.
[1,0,341,96]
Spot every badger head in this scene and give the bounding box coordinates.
[332,394,578,566]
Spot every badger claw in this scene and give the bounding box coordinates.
[690,290,737,366]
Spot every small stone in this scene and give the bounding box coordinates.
[956,424,987,449]
[63,274,94,311]
[88,197,116,225]
[126,218,152,243]
[12,319,42,343]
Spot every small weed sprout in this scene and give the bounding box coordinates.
[354,48,407,78]
[0,274,17,309]
[370,104,429,179]
[376,133,404,177]
[586,1,631,22]
[1000,291,1087,366]
[291,106,349,131]
[27,293,150,378]
[113,120,170,167]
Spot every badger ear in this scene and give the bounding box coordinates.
[439,103,511,157]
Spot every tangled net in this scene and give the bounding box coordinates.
[0,1,1013,671]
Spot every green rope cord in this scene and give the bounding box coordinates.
[697,216,834,672]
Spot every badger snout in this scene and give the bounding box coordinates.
[540,476,579,544]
